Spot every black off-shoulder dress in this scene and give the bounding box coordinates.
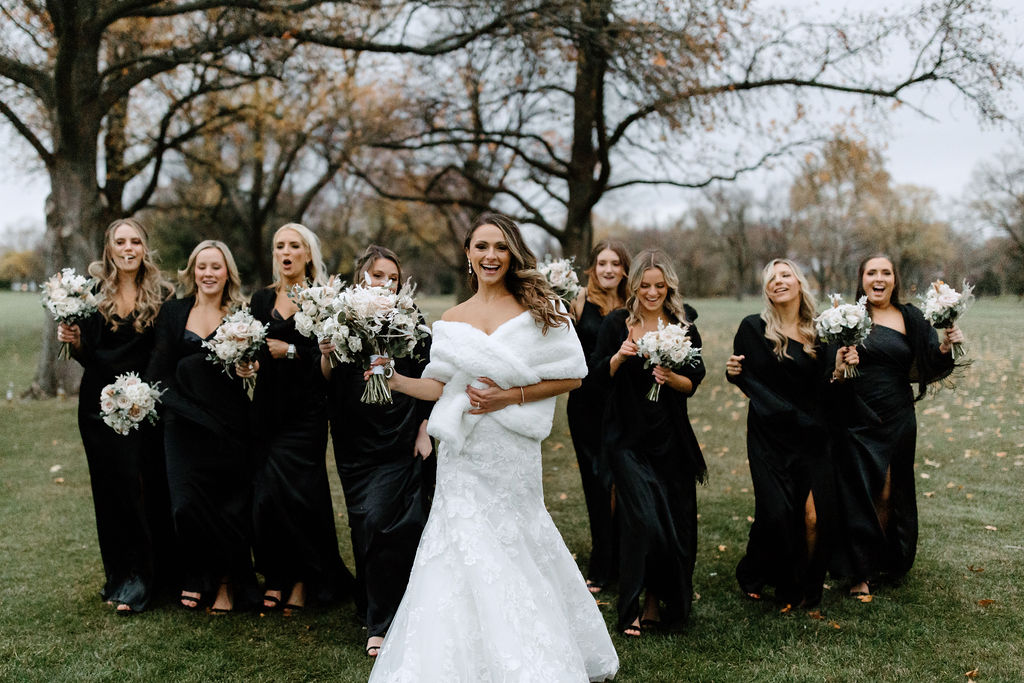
[727,314,836,607]
[830,303,954,585]
[249,288,353,604]
[591,306,707,631]
[566,298,617,587]
[327,334,434,638]
[72,310,175,611]
[146,297,257,605]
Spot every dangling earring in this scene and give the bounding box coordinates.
[467,260,473,274]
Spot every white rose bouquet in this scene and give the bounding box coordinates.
[634,319,702,402]
[290,279,348,367]
[335,278,432,405]
[99,372,162,435]
[814,294,872,378]
[41,268,100,360]
[920,280,973,360]
[202,307,268,393]
[538,256,581,309]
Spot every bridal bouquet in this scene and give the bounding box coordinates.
[290,280,348,366]
[334,278,431,405]
[99,372,162,435]
[538,256,581,309]
[202,307,268,393]
[921,280,973,360]
[41,268,100,360]
[634,319,702,402]
[814,294,872,378]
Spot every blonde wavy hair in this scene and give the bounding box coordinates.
[583,239,631,316]
[178,240,246,309]
[271,223,327,287]
[760,258,818,360]
[624,249,688,327]
[88,218,174,332]
[465,212,568,333]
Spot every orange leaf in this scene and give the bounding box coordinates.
[967,565,984,573]
[550,442,565,451]
[966,668,979,679]
[977,599,995,607]
[856,594,873,603]
[828,620,841,629]
[807,610,824,620]
[717,545,727,552]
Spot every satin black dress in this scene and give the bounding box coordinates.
[727,315,836,607]
[71,310,175,611]
[249,288,353,604]
[566,298,617,587]
[327,334,433,638]
[591,307,707,631]
[146,297,257,605]
[830,303,954,584]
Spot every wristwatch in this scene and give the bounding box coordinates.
[286,344,296,359]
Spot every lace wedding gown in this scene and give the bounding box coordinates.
[368,311,619,682]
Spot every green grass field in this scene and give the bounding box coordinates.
[1,291,1021,682]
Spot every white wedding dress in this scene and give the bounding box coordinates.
[368,311,619,682]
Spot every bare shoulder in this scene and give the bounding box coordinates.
[441,301,470,322]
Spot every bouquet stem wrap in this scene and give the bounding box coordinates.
[362,351,394,405]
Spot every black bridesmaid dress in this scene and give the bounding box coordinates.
[591,306,707,631]
[830,303,954,585]
[146,297,257,606]
[727,315,836,607]
[72,310,175,611]
[327,335,434,638]
[566,298,617,588]
[249,288,352,604]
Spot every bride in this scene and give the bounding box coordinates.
[366,213,619,682]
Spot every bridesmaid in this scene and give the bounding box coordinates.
[567,239,630,594]
[724,259,855,608]
[58,218,175,615]
[146,240,257,613]
[250,223,352,614]
[320,245,433,657]
[831,254,964,597]
[591,249,707,636]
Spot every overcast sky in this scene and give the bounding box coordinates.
[2,0,1021,237]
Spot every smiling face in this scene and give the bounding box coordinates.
[110,223,144,276]
[466,223,511,285]
[766,261,801,306]
[274,228,310,284]
[365,257,400,292]
[637,267,668,314]
[593,248,626,293]
[194,247,228,297]
[861,256,896,307]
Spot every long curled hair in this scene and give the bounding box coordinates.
[583,239,631,316]
[178,240,246,309]
[87,218,174,332]
[354,244,402,291]
[855,253,902,306]
[624,249,688,328]
[760,258,818,360]
[465,212,567,332]
[271,223,327,287]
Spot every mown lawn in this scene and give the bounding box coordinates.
[0,291,1021,682]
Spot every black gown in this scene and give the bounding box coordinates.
[727,315,836,607]
[591,306,707,630]
[146,297,257,605]
[71,310,175,611]
[249,288,353,604]
[566,298,618,586]
[830,303,954,584]
[327,334,433,638]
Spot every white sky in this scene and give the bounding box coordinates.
[1,0,1022,237]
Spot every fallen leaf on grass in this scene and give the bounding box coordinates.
[828,620,841,629]
[967,565,984,573]
[965,668,979,680]
[984,525,998,531]
[923,491,935,498]
[856,594,873,603]
[747,516,755,522]
[558,493,568,500]
[717,545,727,552]
[977,599,995,607]
[53,477,65,484]
[920,473,931,479]
[779,604,792,614]
[807,610,824,620]
[550,442,565,451]
[49,464,62,473]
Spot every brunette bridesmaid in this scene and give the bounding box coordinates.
[250,224,352,614]
[725,259,855,608]
[58,218,175,614]
[320,245,433,657]
[146,240,257,613]
[831,254,964,597]
[591,249,707,636]
[567,239,630,594]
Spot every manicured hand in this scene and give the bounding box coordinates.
[235,360,259,378]
[940,324,964,353]
[725,354,744,377]
[57,322,82,350]
[266,338,289,359]
[466,377,514,414]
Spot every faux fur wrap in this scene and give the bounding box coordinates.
[422,310,587,455]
